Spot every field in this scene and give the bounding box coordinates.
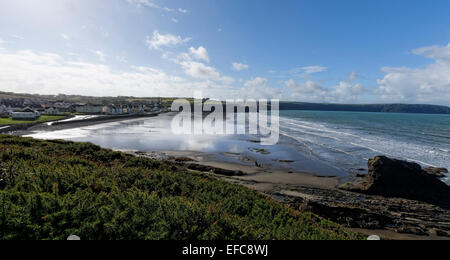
[0,115,68,126]
[0,135,361,240]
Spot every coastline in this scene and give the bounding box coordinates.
[9,112,162,136]
[127,149,450,240]
[12,112,450,240]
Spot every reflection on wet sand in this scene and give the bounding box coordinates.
[26,113,346,178]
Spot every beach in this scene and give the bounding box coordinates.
[14,112,450,240]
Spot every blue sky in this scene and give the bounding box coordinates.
[0,0,449,105]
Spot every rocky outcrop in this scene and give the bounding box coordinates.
[343,156,450,207]
[185,163,245,176]
[424,167,448,178]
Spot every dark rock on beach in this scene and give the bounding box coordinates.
[342,156,450,207]
[424,167,448,178]
[185,163,245,176]
[269,184,450,239]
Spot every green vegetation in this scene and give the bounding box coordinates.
[0,135,360,240]
[279,102,450,114]
[0,115,68,126]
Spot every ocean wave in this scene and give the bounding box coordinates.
[280,114,450,173]
[280,118,362,138]
[280,124,342,141]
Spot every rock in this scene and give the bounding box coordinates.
[435,230,449,237]
[367,235,381,240]
[424,167,448,178]
[186,163,245,176]
[67,235,81,240]
[174,157,197,162]
[342,156,450,207]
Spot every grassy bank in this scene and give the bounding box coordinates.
[0,135,360,240]
[0,115,68,126]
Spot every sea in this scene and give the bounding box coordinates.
[26,111,450,184]
[279,110,450,184]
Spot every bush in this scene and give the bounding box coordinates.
[0,135,359,240]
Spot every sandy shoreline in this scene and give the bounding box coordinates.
[126,149,450,240]
[11,112,450,240]
[10,112,162,136]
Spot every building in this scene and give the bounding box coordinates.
[102,105,124,115]
[76,105,104,114]
[125,104,145,114]
[11,107,40,120]
[43,107,61,115]
[0,105,8,118]
[53,102,76,113]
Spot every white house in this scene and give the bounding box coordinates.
[0,105,7,114]
[11,108,40,120]
[44,107,61,115]
[76,105,104,114]
[102,105,124,115]
[0,105,9,118]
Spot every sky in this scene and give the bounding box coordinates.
[0,0,449,105]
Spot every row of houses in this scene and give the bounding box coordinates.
[0,101,162,120]
[75,104,160,115]
[11,108,41,120]
[0,106,41,120]
[0,105,63,120]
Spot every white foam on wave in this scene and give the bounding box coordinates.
[280,117,360,138]
[281,123,342,141]
[279,115,450,172]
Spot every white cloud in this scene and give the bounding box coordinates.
[179,60,234,84]
[232,62,249,71]
[60,33,70,40]
[10,35,24,40]
[412,43,450,63]
[189,46,210,63]
[127,0,181,13]
[348,71,358,82]
[0,45,288,101]
[0,47,242,98]
[127,0,188,14]
[146,30,191,50]
[298,66,327,74]
[245,77,268,88]
[92,50,105,62]
[116,56,128,63]
[171,18,178,23]
[332,81,367,103]
[163,46,232,84]
[284,79,366,103]
[376,43,450,105]
[285,79,327,94]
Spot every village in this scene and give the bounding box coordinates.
[0,96,163,122]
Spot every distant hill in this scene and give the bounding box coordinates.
[279,102,450,115]
[1,91,449,115]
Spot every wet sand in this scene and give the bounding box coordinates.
[12,112,161,136]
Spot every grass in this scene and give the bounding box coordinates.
[0,115,68,126]
[0,135,362,240]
